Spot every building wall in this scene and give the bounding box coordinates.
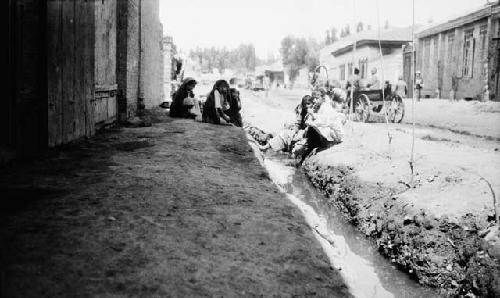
[163,36,173,100]
[140,0,163,108]
[416,15,495,100]
[5,0,48,156]
[117,0,140,120]
[322,46,404,87]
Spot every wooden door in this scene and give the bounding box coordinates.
[93,0,117,125]
[403,51,413,98]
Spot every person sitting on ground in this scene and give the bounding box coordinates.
[225,88,243,127]
[259,95,314,154]
[300,96,346,161]
[311,87,329,113]
[329,87,347,111]
[202,80,232,125]
[169,77,198,119]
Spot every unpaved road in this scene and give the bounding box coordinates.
[0,112,351,297]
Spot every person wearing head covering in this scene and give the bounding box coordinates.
[259,95,314,154]
[170,77,198,118]
[415,71,424,101]
[329,87,347,111]
[202,80,232,125]
[394,75,408,98]
[225,88,243,127]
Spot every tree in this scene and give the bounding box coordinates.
[280,36,320,84]
[325,30,331,45]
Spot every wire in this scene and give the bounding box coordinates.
[409,0,416,183]
[376,0,393,146]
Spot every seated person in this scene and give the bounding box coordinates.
[170,77,198,119]
[202,80,232,125]
[225,88,243,127]
[329,87,347,111]
[300,96,346,161]
[259,95,314,154]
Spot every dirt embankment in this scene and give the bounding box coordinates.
[0,110,351,297]
[302,160,500,297]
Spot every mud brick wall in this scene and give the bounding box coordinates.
[163,36,173,101]
[140,0,163,108]
[117,0,140,121]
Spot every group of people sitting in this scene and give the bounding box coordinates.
[250,86,348,162]
[169,78,242,127]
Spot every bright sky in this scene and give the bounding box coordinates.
[159,0,486,58]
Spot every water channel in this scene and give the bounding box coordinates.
[260,154,439,298]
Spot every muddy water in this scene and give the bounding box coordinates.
[261,155,438,298]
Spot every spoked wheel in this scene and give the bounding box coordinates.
[387,95,405,123]
[354,94,371,122]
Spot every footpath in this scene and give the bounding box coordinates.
[0,111,351,297]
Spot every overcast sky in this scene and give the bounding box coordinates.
[159,0,487,58]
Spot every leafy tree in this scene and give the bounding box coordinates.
[280,36,320,84]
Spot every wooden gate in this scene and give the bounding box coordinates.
[93,0,117,125]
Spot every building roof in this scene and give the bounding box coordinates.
[323,26,414,57]
[416,2,500,39]
[255,61,284,75]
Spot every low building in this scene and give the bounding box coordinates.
[414,2,500,100]
[319,26,413,87]
[255,61,287,88]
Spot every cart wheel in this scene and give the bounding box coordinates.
[354,94,371,122]
[389,95,405,123]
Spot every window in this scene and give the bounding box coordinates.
[348,62,353,76]
[462,29,474,78]
[340,64,346,81]
[359,58,368,79]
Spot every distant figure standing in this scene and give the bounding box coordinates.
[394,75,408,98]
[368,67,381,90]
[415,71,424,101]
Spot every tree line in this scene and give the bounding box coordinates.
[189,44,257,74]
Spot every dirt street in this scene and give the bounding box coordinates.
[0,111,351,297]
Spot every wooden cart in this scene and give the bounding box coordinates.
[348,86,405,123]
